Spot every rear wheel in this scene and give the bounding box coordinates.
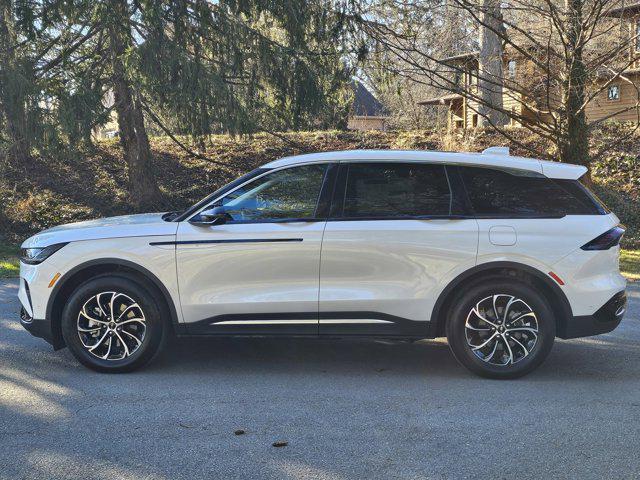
[61,275,167,373]
[446,278,555,379]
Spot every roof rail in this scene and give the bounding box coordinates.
[482,146,510,156]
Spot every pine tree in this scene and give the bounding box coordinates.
[0,0,32,161]
[1,0,353,207]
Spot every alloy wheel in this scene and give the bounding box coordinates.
[76,291,147,361]
[464,294,539,366]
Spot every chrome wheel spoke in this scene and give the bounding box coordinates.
[483,336,500,362]
[78,325,102,333]
[109,292,122,321]
[503,296,517,322]
[77,291,146,361]
[508,327,538,335]
[471,307,498,328]
[510,335,529,357]
[80,308,108,325]
[100,335,114,359]
[114,331,131,357]
[492,295,500,323]
[503,337,515,365]
[471,332,499,351]
[117,318,145,327]
[88,331,110,352]
[465,322,492,332]
[465,294,539,366]
[116,304,141,322]
[508,312,536,326]
[121,329,143,348]
[95,292,111,318]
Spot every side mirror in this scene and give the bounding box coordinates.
[189,206,230,226]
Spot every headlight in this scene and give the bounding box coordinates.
[19,243,68,265]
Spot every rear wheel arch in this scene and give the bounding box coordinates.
[47,259,181,350]
[430,262,572,338]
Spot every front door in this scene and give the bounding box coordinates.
[319,161,479,336]
[176,163,333,335]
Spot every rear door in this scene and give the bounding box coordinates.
[318,161,479,337]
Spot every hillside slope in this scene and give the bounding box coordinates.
[1,127,638,246]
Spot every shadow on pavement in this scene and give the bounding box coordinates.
[1,279,639,479]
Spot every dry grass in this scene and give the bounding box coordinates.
[1,125,639,246]
[0,244,18,278]
[621,249,640,281]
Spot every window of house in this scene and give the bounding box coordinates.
[453,71,462,90]
[636,19,640,52]
[472,114,478,127]
[608,85,620,101]
[468,68,478,87]
[507,60,517,79]
[341,163,452,218]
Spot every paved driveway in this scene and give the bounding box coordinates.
[0,279,639,479]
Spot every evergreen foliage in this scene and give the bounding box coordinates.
[0,0,355,205]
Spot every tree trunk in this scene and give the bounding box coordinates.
[477,0,507,127]
[107,0,161,209]
[560,0,589,167]
[443,0,464,56]
[0,0,30,162]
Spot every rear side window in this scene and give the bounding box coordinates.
[458,166,606,217]
[341,163,452,218]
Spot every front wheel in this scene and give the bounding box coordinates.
[61,275,167,373]
[446,279,555,379]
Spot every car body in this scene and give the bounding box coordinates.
[18,148,627,377]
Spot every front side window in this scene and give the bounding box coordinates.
[507,60,517,79]
[213,164,327,222]
[608,85,620,101]
[458,166,605,216]
[341,163,452,218]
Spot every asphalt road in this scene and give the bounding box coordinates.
[1,279,639,480]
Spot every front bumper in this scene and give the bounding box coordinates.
[559,290,627,339]
[18,259,66,350]
[20,307,65,349]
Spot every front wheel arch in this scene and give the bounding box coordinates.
[430,262,572,339]
[47,259,181,350]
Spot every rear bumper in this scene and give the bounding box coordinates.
[559,290,627,339]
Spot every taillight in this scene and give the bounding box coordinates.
[581,226,625,251]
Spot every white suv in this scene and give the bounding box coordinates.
[18,148,627,378]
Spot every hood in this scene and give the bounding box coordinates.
[22,213,179,248]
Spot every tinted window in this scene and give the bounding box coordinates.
[341,163,452,218]
[215,164,327,222]
[458,166,605,216]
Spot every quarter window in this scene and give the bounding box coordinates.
[341,163,452,218]
[215,164,327,222]
[458,166,605,216]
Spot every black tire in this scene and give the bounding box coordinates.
[446,277,555,379]
[61,274,167,373]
